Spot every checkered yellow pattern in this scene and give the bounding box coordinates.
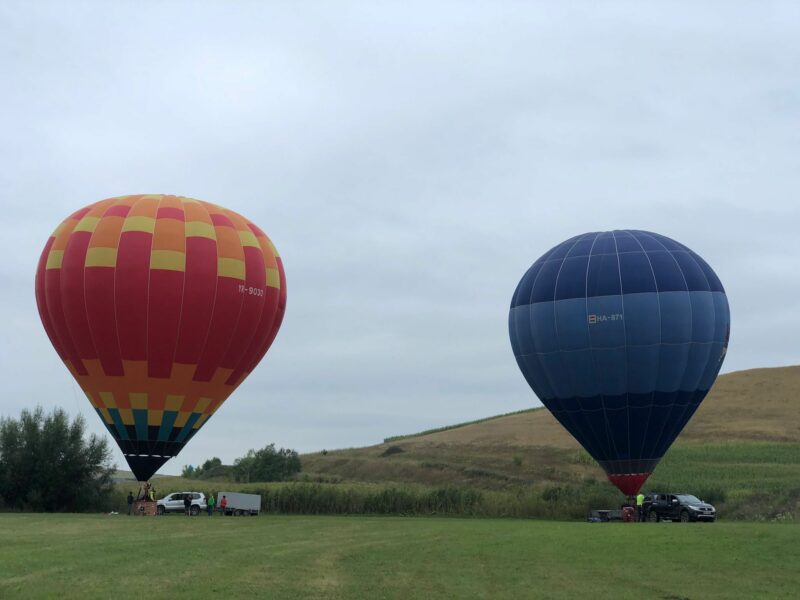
[35,194,287,480]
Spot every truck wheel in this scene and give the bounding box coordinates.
[190,506,199,516]
[680,510,690,523]
[157,505,165,516]
[235,509,244,516]
[647,511,658,523]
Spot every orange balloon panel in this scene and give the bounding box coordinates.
[35,195,286,480]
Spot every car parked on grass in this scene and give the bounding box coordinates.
[644,493,716,522]
[156,492,206,516]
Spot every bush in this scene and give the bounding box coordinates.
[381,446,405,457]
[695,486,727,505]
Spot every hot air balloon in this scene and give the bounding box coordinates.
[508,230,729,496]
[35,195,286,481]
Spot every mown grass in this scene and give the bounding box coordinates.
[0,514,797,599]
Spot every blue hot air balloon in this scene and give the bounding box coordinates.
[508,230,730,496]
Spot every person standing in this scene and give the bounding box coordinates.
[127,492,134,516]
[636,492,646,522]
[219,495,228,516]
[183,493,192,516]
[207,493,216,516]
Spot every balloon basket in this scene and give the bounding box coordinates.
[133,501,157,516]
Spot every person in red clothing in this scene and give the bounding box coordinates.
[219,495,228,515]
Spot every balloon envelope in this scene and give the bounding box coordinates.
[35,195,286,481]
[508,230,729,495]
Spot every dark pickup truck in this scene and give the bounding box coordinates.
[644,493,716,522]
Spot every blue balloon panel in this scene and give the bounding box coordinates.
[509,230,730,495]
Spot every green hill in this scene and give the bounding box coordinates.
[297,367,800,518]
[116,367,799,520]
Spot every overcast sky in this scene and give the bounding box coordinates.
[1,2,798,475]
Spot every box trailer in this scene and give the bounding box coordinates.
[217,492,261,516]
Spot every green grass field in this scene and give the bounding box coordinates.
[1,514,798,599]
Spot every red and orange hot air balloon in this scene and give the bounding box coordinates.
[35,195,286,481]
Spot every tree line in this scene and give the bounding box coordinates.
[182,443,301,483]
[0,407,115,511]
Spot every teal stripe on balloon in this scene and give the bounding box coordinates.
[158,410,178,442]
[107,408,129,440]
[175,413,201,443]
[133,409,148,441]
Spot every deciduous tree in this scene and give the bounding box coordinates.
[0,407,115,511]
